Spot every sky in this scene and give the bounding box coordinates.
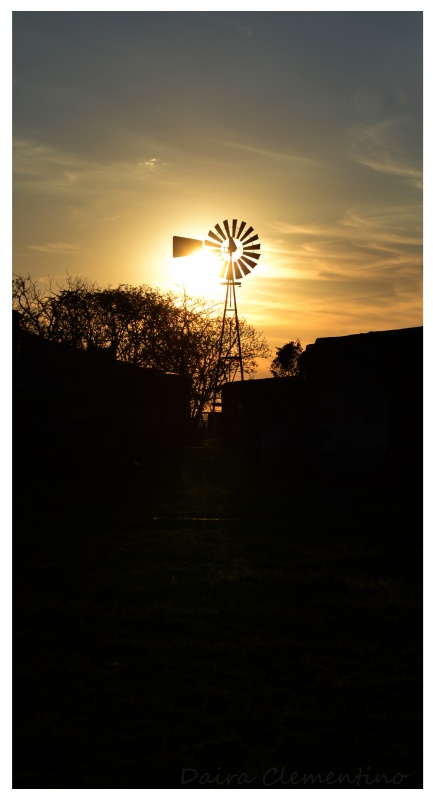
[12,9,423,375]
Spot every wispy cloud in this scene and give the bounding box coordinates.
[138,157,167,170]
[250,199,422,345]
[27,242,79,254]
[214,138,315,165]
[13,139,173,230]
[63,171,78,185]
[244,264,422,351]
[14,139,169,192]
[271,204,422,277]
[347,117,422,188]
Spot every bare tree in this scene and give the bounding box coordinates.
[13,275,271,423]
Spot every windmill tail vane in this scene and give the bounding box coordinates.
[172,236,203,258]
[172,219,261,413]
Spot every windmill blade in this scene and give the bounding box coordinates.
[241,251,260,264]
[215,223,226,240]
[236,258,251,276]
[207,229,224,244]
[243,243,261,254]
[232,219,238,237]
[173,236,203,258]
[223,219,231,237]
[242,233,259,247]
[240,225,254,241]
[237,220,247,239]
[233,261,244,280]
[239,255,258,270]
[205,239,222,250]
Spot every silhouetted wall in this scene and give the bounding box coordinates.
[221,376,308,474]
[222,327,422,478]
[299,327,422,471]
[13,313,191,477]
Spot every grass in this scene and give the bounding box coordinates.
[13,444,422,788]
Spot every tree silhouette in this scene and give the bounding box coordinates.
[270,339,303,378]
[13,275,270,423]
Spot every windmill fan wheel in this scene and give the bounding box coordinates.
[205,219,261,280]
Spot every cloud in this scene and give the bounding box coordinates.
[213,138,315,165]
[270,204,422,274]
[14,138,173,231]
[63,171,78,185]
[256,200,422,343]
[27,242,79,254]
[14,139,169,192]
[138,157,167,169]
[347,117,422,188]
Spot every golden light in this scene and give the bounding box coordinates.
[167,246,223,300]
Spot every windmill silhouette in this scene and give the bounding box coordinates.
[173,219,261,413]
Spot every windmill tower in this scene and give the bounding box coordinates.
[173,219,261,413]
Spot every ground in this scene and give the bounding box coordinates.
[13,442,422,788]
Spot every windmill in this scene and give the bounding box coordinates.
[173,219,261,413]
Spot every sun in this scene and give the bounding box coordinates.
[167,248,223,300]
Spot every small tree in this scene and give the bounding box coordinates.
[270,339,303,378]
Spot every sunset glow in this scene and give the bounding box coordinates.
[167,248,223,301]
[12,11,423,374]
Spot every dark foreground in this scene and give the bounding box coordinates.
[13,444,422,788]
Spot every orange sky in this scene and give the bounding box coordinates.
[12,11,423,376]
